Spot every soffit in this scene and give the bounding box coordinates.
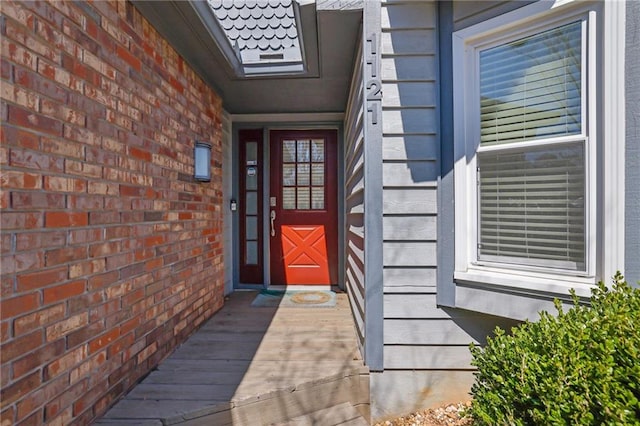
[132,1,362,115]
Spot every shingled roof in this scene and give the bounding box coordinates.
[206,0,304,75]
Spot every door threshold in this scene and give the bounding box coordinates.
[268,285,337,292]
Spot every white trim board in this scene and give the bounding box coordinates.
[230,112,345,123]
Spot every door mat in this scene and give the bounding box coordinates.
[251,289,336,308]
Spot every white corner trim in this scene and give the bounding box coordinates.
[452,32,469,272]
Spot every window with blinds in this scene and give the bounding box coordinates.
[476,20,586,271]
[479,21,582,145]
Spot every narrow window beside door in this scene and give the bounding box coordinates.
[239,129,263,284]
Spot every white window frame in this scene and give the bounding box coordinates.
[452,0,625,318]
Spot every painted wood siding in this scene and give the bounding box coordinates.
[222,110,233,295]
[379,0,503,371]
[380,0,447,369]
[626,0,640,284]
[344,36,366,355]
[381,0,438,296]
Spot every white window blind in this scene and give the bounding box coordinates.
[478,144,585,270]
[477,20,586,271]
[479,21,582,146]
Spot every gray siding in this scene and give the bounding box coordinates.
[344,36,367,358]
[380,0,458,378]
[371,1,521,420]
[371,0,638,420]
[381,0,438,293]
[222,110,233,295]
[626,0,640,285]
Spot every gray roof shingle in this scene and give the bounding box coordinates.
[207,0,302,67]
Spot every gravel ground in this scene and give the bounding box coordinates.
[373,402,474,426]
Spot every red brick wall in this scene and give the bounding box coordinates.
[0,1,225,424]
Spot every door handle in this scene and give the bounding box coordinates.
[270,210,276,237]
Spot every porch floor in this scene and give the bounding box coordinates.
[95,290,369,425]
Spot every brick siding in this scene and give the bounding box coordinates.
[0,1,225,424]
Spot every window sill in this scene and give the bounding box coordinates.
[452,268,597,321]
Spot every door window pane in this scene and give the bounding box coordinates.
[246,241,258,265]
[311,164,324,186]
[246,168,257,190]
[297,187,310,210]
[282,164,296,186]
[311,140,324,162]
[297,163,310,186]
[246,142,258,164]
[283,140,296,163]
[312,187,324,209]
[297,140,310,162]
[246,216,257,240]
[246,191,257,215]
[283,187,296,210]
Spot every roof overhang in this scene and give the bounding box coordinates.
[197,0,307,78]
[132,0,363,115]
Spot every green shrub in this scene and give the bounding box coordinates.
[469,272,640,425]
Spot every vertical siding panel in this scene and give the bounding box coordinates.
[222,110,233,295]
[344,0,385,370]
[362,0,384,371]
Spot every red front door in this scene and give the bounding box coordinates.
[269,130,338,285]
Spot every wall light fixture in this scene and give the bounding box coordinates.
[194,141,212,182]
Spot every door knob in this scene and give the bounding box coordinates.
[270,210,276,237]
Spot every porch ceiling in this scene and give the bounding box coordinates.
[132,1,363,115]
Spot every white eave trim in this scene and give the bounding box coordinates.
[229,112,345,123]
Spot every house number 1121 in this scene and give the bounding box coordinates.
[366,33,381,125]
